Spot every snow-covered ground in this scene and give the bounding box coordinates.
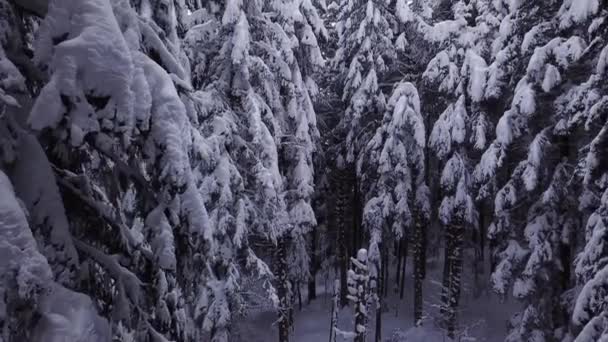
[238,256,520,342]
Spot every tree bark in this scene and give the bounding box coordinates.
[444,224,464,339]
[395,239,403,294]
[328,280,340,342]
[308,225,317,303]
[335,172,350,306]
[413,219,425,326]
[400,238,408,299]
[276,237,291,342]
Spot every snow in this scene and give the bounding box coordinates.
[357,248,368,262]
[0,170,53,299]
[541,64,561,93]
[231,13,250,64]
[522,130,548,191]
[32,284,111,342]
[597,44,608,75]
[429,96,468,160]
[463,50,488,102]
[31,0,135,143]
[573,266,608,326]
[559,0,600,29]
[239,255,520,342]
[0,171,111,342]
[10,131,78,283]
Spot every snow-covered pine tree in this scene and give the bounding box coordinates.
[482,1,607,340]
[361,81,429,326]
[330,0,399,307]
[347,248,370,342]
[421,4,496,333]
[566,5,608,341]
[334,0,398,164]
[1,0,213,340]
[184,1,285,341]
[0,170,112,342]
[185,0,325,340]
[271,0,326,321]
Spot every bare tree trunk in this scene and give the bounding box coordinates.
[352,173,361,255]
[444,223,464,339]
[395,239,403,294]
[374,252,382,342]
[413,218,425,326]
[308,225,317,303]
[400,238,408,299]
[383,246,389,297]
[440,226,453,321]
[473,202,485,298]
[335,173,350,306]
[276,237,291,342]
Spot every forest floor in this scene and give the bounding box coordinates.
[237,253,521,342]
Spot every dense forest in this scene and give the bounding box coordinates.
[1,0,608,341]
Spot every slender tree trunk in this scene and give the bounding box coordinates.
[374,252,382,342]
[395,238,403,294]
[297,283,303,311]
[336,173,349,306]
[276,237,291,342]
[554,241,571,329]
[440,226,453,320]
[383,247,390,297]
[413,219,425,326]
[421,220,427,279]
[400,238,408,299]
[353,174,360,255]
[375,299,382,342]
[446,224,464,339]
[308,224,317,303]
[329,280,339,342]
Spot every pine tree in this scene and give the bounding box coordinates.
[185,1,325,340]
[481,1,606,339]
[347,248,370,342]
[330,0,400,307]
[361,81,430,325]
[424,44,478,342]
[2,0,212,340]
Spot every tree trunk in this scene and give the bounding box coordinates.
[375,300,382,342]
[276,237,291,342]
[440,226,453,320]
[421,220,427,279]
[308,225,317,303]
[353,174,361,255]
[446,224,464,339]
[328,280,340,342]
[336,173,350,307]
[374,253,382,342]
[383,246,390,297]
[413,219,425,326]
[395,239,403,294]
[400,238,408,299]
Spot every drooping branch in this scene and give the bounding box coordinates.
[53,166,154,262]
[85,132,157,208]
